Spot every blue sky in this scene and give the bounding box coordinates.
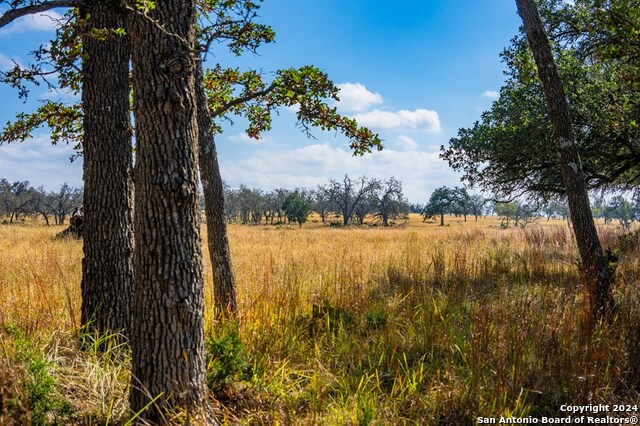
[0,1,521,202]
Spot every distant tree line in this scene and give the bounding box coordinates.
[422,185,640,230]
[0,179,83,225]
[222,174,410,227]
[496,194,640,229]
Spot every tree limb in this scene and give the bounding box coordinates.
[0,0,80,29]
[209,82,276,118]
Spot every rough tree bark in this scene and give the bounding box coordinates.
[195,61,238,317]
[129,0,208,421]
[80,0,134,341]
[515,0,612,319]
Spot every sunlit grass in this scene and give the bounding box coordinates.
[1,215,639,424]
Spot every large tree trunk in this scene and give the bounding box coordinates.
[80,0,134,341]
[195,60,238,317]
[129,0,208,421]
[516,0,612,319]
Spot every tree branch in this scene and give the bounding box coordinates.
[0,0,80,28]
[209,82,276,118]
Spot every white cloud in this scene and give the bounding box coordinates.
[395,135,419,151]
[336,82,383,113]
[0,134,83,190]
[285,104,300,114]
[352,108,441,133]
[0,11,64,34]
[40,87,80,101]
[227,133,275,145]
[219,142,459,202]
[482,90,499,99]
[0,52,16,70]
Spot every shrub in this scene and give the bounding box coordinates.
[205,322,251,392]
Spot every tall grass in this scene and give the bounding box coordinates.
[1,216,638,424]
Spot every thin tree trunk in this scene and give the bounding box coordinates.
[80,0,134,341]
[129,0,208,421]
[516,0,612,319]
[195,60,238,317]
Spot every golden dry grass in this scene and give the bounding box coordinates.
[0,215,639,424]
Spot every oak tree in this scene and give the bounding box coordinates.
[0,1,134,339]
[282,191,310,228]
[515,0,612,319]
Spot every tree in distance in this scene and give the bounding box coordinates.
[372,177,408,227]
[319,175,378,226]
[602,195,636,230]
[423,186,468,226]
[469,193,486,221]
[282,191,311,228]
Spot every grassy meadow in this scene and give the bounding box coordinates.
[0,214,639,424]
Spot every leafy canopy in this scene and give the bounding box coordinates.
[1,0,382,157]
[441,0,640,201]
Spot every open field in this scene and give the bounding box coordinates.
[0,215,639,424]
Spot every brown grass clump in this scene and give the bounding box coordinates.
[1,215,639,424]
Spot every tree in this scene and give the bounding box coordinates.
[0,179,84,225]
[312,185,336,225]
[48,182,82,224]
[450,187,470,221]
[516,0,612,319]
[442,0,640,199]
[194,0,276,317]
[352,191,377,225]
[495,201,519,228]
[372,177,408,226]
[423,186,463,226]
[282,191,310,227]
[196,61,238,316]
[0,179,35,223]
[79,0,134,340]
[128,0,207,420]
[514,202,540,228]
[543,198,570,222]
[469,194,486,221]
[325,175,377,226]
[409,203,425,214]
[30,185,53,225]
[0,1,135,341]
[603,195,636,230]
